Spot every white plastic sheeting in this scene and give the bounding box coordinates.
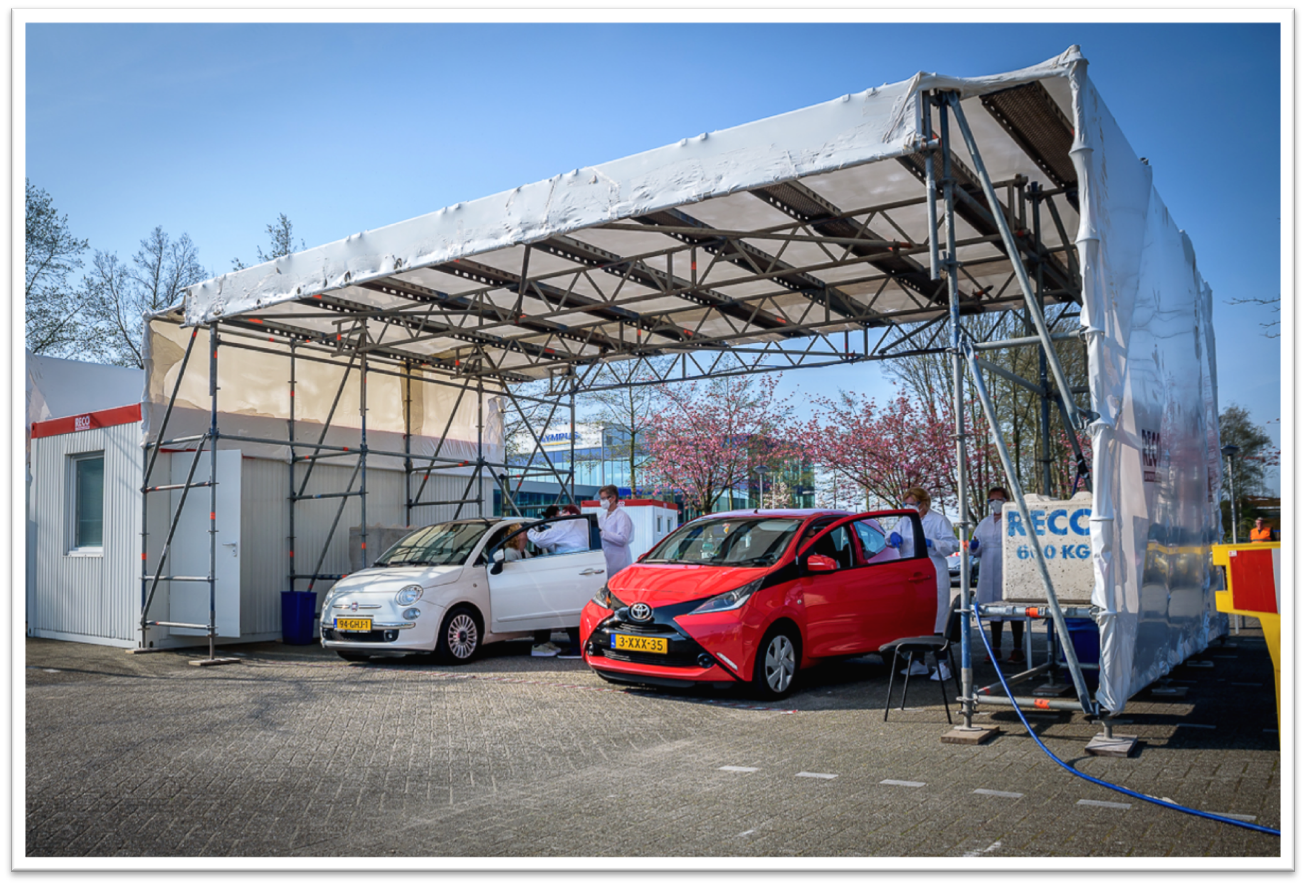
[142,315,505,471]
[1066,61,1228,713]
[178,46,1222,713]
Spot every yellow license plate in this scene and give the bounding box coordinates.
[612,634,667,654]
[336,618,372,632]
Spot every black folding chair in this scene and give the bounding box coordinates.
[879,601,963,723]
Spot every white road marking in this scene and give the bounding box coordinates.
[973,789,1023,799]
[1175,723,1217,729]
[42,668,59,673]
[964,840,1003,857]
[796,772,837,779]
[737,829,756,837]
[718,766,758,773]
[1078,799,1132,810]
[880,779,925,787]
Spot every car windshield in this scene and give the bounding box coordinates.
[373,522,489,567]
[643,517,802,567]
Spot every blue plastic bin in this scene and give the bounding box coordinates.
[1056,617,1100,690]
[281,591,317,645]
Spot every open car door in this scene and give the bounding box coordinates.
[796,509,935,656]
[486,515,607,633]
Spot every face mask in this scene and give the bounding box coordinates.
[988,500,1005,516]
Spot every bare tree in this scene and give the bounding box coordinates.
[577,357,675,493]
[233,213,306,270]
[884,309,1089,520]
[1226,294,1280,338]
[82,227,208,368]
[25,179,90,356]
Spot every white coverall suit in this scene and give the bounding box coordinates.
[598,505,635,577]
[971,512,1005,608]
[895,509,960,633]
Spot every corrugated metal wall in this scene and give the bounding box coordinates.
[30,430,494,644]
[29,423,142,644]
[242,460,492,634]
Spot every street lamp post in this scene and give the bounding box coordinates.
[754,465,768,508]
[1221,444,1241,543]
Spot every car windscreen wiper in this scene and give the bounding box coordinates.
[723,556,774,567]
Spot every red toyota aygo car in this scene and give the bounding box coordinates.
[581,508,938,700]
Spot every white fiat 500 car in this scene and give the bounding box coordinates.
[320,515,607,663]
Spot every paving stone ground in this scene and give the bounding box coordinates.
[24,623,1282,860]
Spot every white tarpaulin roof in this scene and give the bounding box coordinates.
[175,45,1224,713]
[182,48,1085,382]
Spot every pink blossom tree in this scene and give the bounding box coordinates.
[803,390,954,511]
[643,374,804,516]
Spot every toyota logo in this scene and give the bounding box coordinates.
[629,602,653,622]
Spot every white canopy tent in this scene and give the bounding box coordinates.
[159,45,1224,716]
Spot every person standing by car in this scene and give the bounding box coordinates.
[597,485,634,578]
[528,504,589,554]
[887,487,959,679]
[526,505,589,658]
[970,487,1024,665]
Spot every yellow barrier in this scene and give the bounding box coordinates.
[1211,542,1280,731]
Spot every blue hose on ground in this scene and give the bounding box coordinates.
[971,602,1280,838]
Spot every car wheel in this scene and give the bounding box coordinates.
[751,624,800,700]
[435,605,482,665]
[336,651,371,663]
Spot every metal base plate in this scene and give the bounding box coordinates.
[188,658,242,667]
[941,725,1000,745]
[1085,733,1138,757]
[1033,682,1073,697]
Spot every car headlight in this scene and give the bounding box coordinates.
[688,577,764,615]
[396,585,423,606]
[591,584,626,610]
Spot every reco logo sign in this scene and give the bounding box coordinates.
[1007,508,1091,562]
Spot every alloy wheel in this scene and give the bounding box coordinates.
[763,633,795,693]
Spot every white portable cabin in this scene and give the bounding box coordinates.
[580,499,680,561]
[26,324,502,649]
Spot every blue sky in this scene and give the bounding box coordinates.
[23,20,1283,490]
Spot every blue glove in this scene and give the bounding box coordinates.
[925,538,934,549]
[969,538,979,553]
[888,532,902,547]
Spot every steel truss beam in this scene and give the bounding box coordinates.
[152,92,1091,674]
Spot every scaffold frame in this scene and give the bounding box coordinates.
[143,48,1224,727]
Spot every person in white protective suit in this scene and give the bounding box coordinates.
[887,486,959,681]
[970,486,1025,665]
[597,484,634,578]
[527,505,590,658]
[527,505,590,555]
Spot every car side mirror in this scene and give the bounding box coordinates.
[490,549,505,575]
[806,554,838,573]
